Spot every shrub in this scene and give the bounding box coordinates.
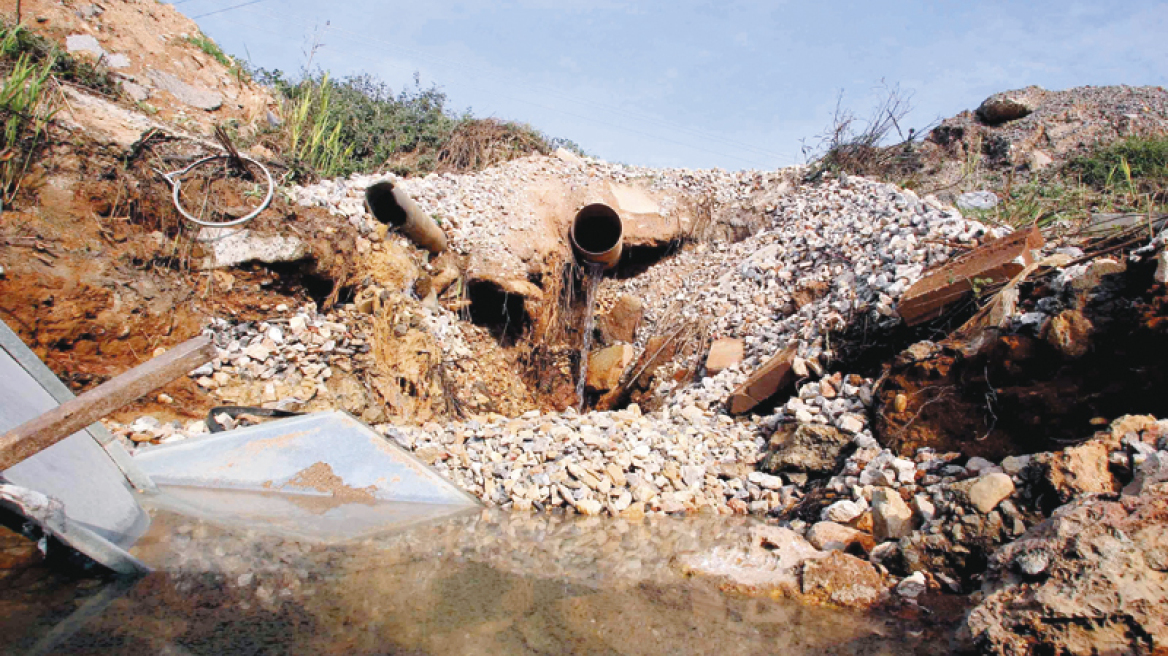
[254,69,556,179]
[437,118,550,172]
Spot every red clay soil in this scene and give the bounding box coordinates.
[0,143,350,423]
[875,261,1168,460]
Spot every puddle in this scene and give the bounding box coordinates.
[0,504,957,655]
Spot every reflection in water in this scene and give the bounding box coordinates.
[0,506,954,655]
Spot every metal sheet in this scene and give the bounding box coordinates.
[132,411,480,508]
[140,485,477,543]
[0,327,150,550]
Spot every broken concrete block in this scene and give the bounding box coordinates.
[706,338,744,375]
[586,344,634,392]
[727,345,798,415]
[146,69,223,111]
[761,423,851,474]
[872,488,913,542]
[199,229,307,269]
[806,521,875,553]
[65,34,104,58]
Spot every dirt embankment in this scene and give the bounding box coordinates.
[854,84,1168,201]
[5,4,1168,652]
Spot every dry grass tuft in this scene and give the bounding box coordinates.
[804,83,924,184]
[437,118,550,172]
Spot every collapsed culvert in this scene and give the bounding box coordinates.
[874,257,1168,461]
[465,279,531,346]
[609,241,684,280]
[365,180,447,254]
[262,259,356,307]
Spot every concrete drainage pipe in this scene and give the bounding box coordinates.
[364,181,448,254]
[571,203,623,269]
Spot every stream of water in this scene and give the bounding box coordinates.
[575,264,605,411]
[0,505,956,655]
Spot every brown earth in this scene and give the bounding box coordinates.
[0,0,275,132]
[874,260,1168,461]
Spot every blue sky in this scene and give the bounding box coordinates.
[179,0,1168,170]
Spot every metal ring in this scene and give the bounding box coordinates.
[166,154,275,228]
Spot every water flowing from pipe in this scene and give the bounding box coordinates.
[575,264,604,411]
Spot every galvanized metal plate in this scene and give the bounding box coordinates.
[0,323,150,551]
[132,410,480,507]
[139,485,477,543]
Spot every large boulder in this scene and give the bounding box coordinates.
[959,484,1168,654]
[760,423,852,475]
[975,86,1047,125]
[674,525,826,599]
[676,525,884,609]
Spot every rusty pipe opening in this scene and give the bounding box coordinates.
[571,203,623,269]
[365,181,447,254]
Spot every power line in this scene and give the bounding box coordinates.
[228,5,797,166]
[195,6,790,168]
[193,0,268,20]
[307,15,794,164]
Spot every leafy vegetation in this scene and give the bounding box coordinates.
[0,19,117,96]
[252,69,565,180]
[0,23,59,204]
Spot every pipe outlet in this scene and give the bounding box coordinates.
[570,203,623,269]
[365,181,447,254]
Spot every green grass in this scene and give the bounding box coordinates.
[284,73,354,178]
[0,23,60,204]
[1066,136,1168,193]
[186,33,249,83]
[967,140,1168,230]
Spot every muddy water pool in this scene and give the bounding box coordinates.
[0,498,955,655]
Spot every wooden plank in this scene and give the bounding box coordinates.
[899,224,1044,326]
[0,336,216,471]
